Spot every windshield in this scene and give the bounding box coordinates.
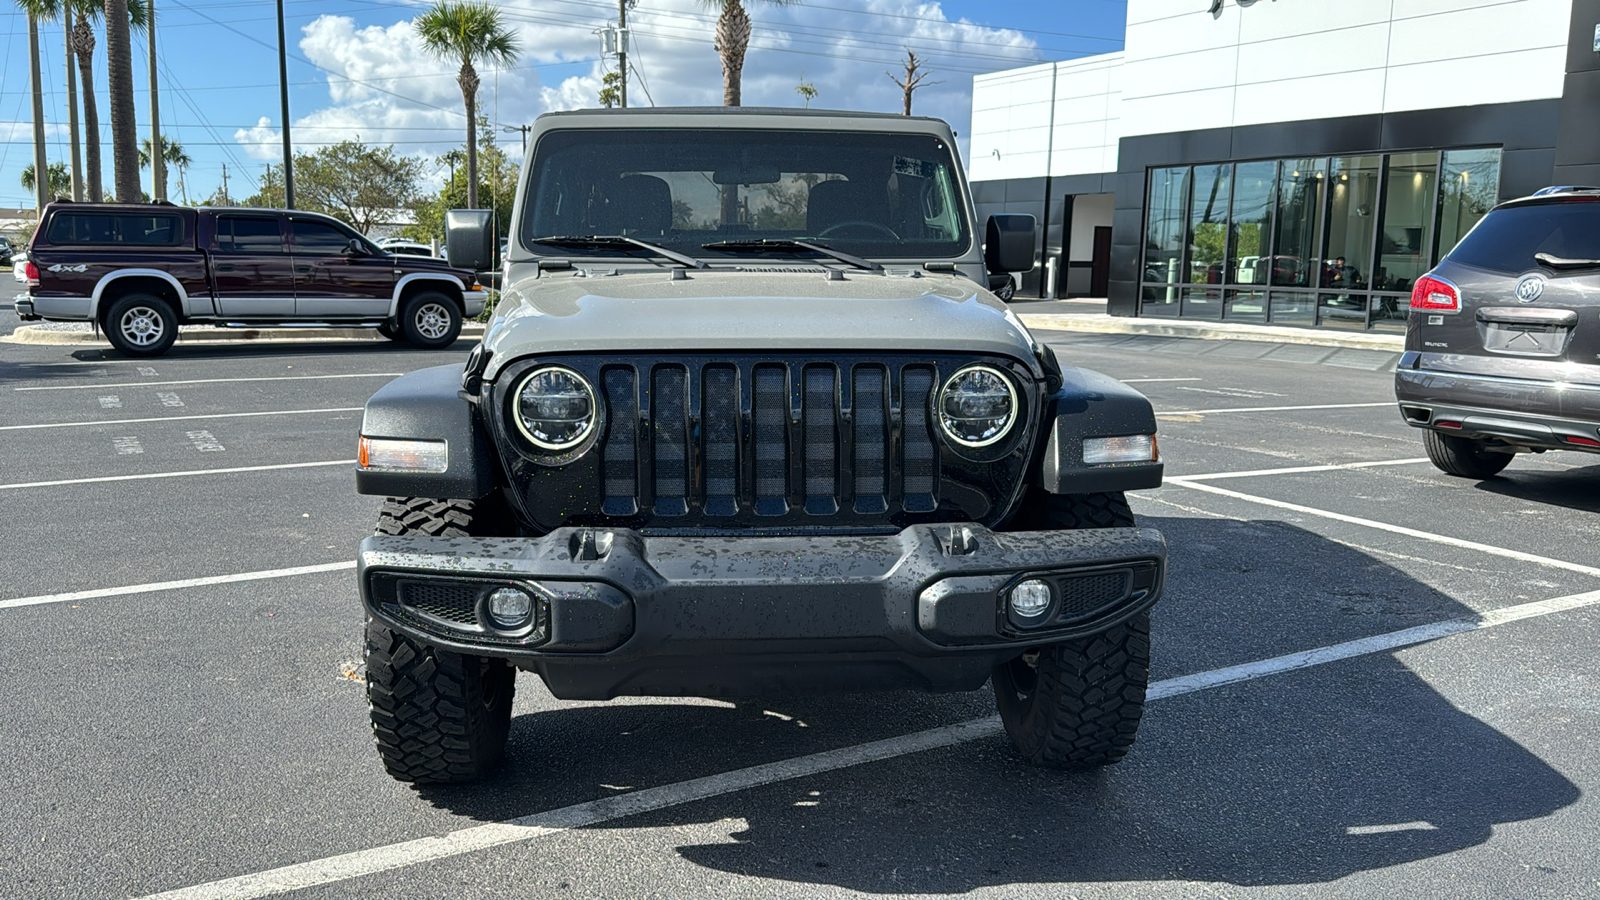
[521,128,971,261]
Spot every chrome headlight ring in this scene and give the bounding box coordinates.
[512,365,600,454]
[936,364,1019,449]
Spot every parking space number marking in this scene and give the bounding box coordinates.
[156,392,185,408]
[99,396,121,409]
[186,430,225,453]
[113,437,143,456]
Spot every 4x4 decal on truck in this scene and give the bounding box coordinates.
[47,264,90,273]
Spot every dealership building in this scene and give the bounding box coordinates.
[967,0,1600,332]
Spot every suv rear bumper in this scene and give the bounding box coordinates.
[1396,368,1600,450]
[359,524,1166,700]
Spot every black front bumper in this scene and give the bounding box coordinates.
[359,524,1165,700]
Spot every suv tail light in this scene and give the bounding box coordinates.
[24,260,39,287]
[1410,273,1460,312]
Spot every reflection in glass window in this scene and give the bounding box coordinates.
[1144,167,1189,287]
[1323,155,1381,295]
[1375,151,1437,294]
[1272,158,1326,287]
[1188,164,1231,284]
[1228,161,1275,285]
[1436,148,1501,262]
[1269,291,1314,326]
[1141,285,1180,317]
[1225,289,1267,324]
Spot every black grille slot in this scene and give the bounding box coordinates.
[602,369,639,516]
[1057,572,1131,620]
[398,580,480,627]
[804,366,838,515]
[753,365,789,516]
[853,366,887,514]
[703,365,739,517]
[901,367,938,512]
[652,366,689,516]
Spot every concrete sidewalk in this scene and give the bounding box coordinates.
[1009,298,1405,352]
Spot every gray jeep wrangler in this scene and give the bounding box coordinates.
[354,108,1167,784]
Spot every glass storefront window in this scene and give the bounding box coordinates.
[1225,289,1267,323]
[1436,148,1502,262]
[1375,151,1437,294]
[1317,293,1370,330]
[1182,287,1222,319]
[1229,161,1275,285]
[1188,164,1231,284]
[1269,291,1315,326]
[1369,294,1409,333]
[1144,167,1190,289]
[1323,155,1381,297]
[1141,285,1180,317]
[1272,158,1326,288]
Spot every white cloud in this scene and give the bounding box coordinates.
[235,0,1046,165]
[1,121,67,143]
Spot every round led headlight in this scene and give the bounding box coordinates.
[514,366,597,450]
[937,365,1018,448]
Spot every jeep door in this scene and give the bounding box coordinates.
[289,217,393,318]
[211,213,294,317]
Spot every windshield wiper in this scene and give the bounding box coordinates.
[529,235,706,269]
[701,238,881,271]
[1534,252,1600,269]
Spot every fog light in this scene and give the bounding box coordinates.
[486,587,534,629]
[1010,579,1052,619]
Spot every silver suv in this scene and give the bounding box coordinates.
[1396,186,1600,478]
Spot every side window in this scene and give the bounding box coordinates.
[217,217,283,253]
[292,220,356,255]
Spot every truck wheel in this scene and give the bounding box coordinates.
[367,495,515,783]
[398,291,462,349]
[103,293,177,357]
[365,620,515,784]
[992,612,1151,770]
[1008,489,1135,530]
[1424,430,1512,479]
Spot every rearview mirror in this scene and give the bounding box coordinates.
[445,209,494,272]
[984,214,1036,275]
[711,166,782,185]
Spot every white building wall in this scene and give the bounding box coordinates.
[1122,0,1572,136]
[969,53,1123,182]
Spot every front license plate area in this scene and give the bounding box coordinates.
[1480,322,1571,357]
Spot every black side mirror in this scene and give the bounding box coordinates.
[344,238,369,257]
[984,214,1036,274]
[446,209,495,273]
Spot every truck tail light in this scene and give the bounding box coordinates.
[1410,273,1460,312]
[24,261,39,286]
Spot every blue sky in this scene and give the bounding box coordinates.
[0,0,1128,210]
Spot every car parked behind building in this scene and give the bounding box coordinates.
[17,203,487,356]
[1395,186,1600,477]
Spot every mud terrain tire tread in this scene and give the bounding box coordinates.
[1012,490,1135,529]
[1423,429,1512,479]
[992,612,1151,770]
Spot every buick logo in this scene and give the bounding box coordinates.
[1515,275,1544,303]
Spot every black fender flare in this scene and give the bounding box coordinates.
[355,363,496,500]
[1036,365,1164,494]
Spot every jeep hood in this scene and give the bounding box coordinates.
[479,268,1041,381]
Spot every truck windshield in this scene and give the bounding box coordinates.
[522,128,971,262]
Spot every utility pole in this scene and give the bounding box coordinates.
[27,12,47,215]
[148,0,164,202]
[617,0,628,108]
[221,163,229,204]
[275,0,294,208]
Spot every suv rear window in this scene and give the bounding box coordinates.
[1447,200,1600,274]
[45,212,183,246]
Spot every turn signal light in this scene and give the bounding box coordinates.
[1410,274,1460,312]
[1083,434,1159,465]
[358,436,447,472]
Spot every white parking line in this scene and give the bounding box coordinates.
[137,586,1600,900]
[1158,402,1394,417]
[14,373,403,391]
[1120,377,1202,383]
[0,561,355,610]
[1177,457,1430,481]
[1165,478,1600,578]
[0,460,353,492]
[0,407,363,431]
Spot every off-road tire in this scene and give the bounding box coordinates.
[365,621,515,784]
[398,291,462,349]
[1423,429,1512,479]
[367,495,516,783]
[992,612,1151,770]
[1008,489,1136,530]
[103,293,178,357]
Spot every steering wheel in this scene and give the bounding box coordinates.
[818,220,901,240]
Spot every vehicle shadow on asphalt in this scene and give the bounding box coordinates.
[61,340,477,364]
[410,515,1580,890]
[1472,465,1600,515]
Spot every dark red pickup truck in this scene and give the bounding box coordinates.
[18,202,487,356]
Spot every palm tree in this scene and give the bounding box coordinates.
[21,3,51,215]
[22,162,72,197]
[415,1,520,209]
[104,0,146,204]
[702,0,794,107]
[139,135,189,202]
[66,0,147,202]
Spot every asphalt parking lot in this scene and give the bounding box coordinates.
[3,306,1599,900]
